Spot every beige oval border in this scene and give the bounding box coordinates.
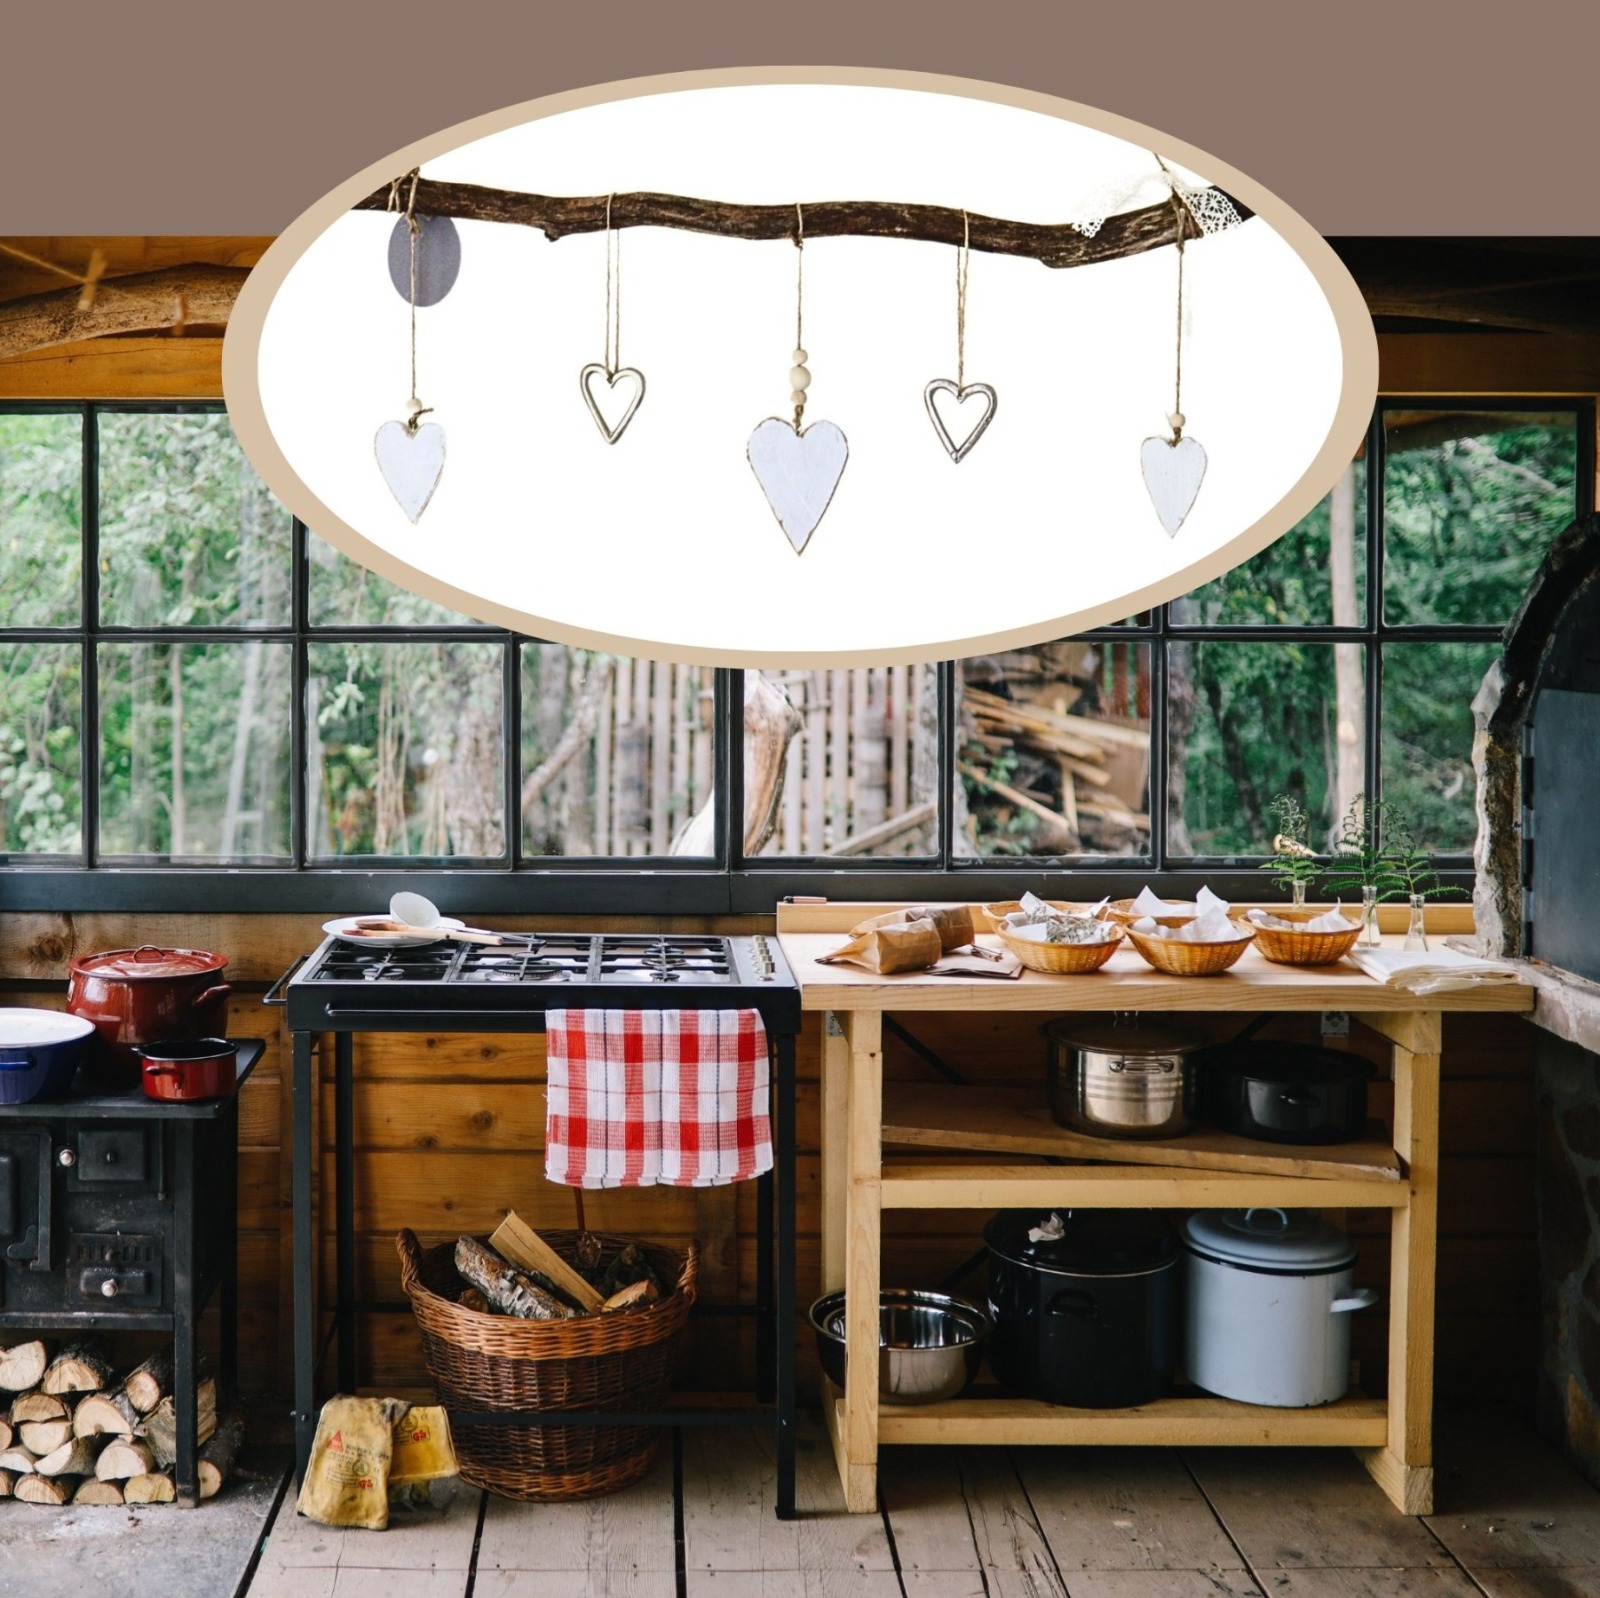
[223,65,1377,668]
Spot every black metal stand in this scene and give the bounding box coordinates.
[286,1020,798,1519]
[0,1041,259,1507]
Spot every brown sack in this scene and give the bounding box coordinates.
[296,1396,408,1530]
[816,920,943,974]
[848,905,974,952]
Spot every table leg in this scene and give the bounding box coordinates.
[820,1013,848,1293]
[335,1031,356,1394]
[1357,1010,1440,1515]
[837,1010,882,1514]
[292,1029,317,1483]
[173,1121,199,1507]
[220,1101,239,1395]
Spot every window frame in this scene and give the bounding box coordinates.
[0,397,1590,914]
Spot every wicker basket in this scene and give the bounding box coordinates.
[997,922,1124,974]
[1105,897,1200,930]
[979,900,1078,933]
[1123,926,1256,976]
[1240,908,1362,967]
[396,1227,696,1501]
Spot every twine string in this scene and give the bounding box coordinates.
[793,203,805,429]
[388,170,430,431]
[1152,152,1186,441]
[955,209,970,390]
[603,193,623,376]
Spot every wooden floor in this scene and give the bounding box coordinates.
[240,1414,1600,1598]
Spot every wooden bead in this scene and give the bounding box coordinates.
[789,366,811,391]
[792,348,808,364]
[791,390,808,407]
[1168,411,1186,431]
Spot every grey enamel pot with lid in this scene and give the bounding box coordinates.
[1182,1208,1380,1408]
[1043,1017,1207,1139]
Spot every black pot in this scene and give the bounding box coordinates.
[1198,1042,1371,1144]
[984,1209,1179,1408]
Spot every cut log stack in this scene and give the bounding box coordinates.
[0,1338,241,1508]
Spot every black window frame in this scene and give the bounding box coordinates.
[0,396,1590,915]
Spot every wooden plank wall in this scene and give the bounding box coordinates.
[0,912,1538,1415]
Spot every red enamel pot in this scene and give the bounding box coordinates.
[68,946,231,1079]
[136,1038,237,1102]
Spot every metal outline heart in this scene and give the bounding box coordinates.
[579,362,646,444]
[923,378,998,464]
[746,416,850,555]
[1140,433,1208,537]
[374,419,446,524]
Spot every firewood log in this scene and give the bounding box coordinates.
[140,1378,216,1467]
[458,1287,490,1313]
[123,1471,175,1504]
[0,1418,10,1452]
[73,1391,139,1440]
[121,1349,174,1415]
[489,1213,604,1312]
[19,1418,72,1455]
[454,1237,579,1320]
[73,1478,125,1505]
[15,1473,70,1505]
[42,1339,113,1395]
[96,1439,155,1481]
[0,1341,50,1392]
[11,1392,67,1425]
[0,1444,37,1473]
[600,1277,659,1313]
[0,1468,12,1498]
[198,1409,244,1500]
[36,1435,99,1477]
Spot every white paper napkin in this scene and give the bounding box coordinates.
[1352,948,1523,993]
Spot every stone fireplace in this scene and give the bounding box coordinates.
[1472,512,1600,1480]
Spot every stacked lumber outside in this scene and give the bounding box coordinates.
[0,1338,240,1507]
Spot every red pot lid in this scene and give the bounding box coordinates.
[72,945,227,981]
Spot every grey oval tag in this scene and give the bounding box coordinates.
[387,214,461,307]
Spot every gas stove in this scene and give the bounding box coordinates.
[281,931,800,1033]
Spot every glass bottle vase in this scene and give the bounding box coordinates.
[1403,893,1429,951]
[1290,878,1308,909]
[1359,886,1381,948]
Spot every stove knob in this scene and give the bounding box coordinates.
[100,1278,120,1298]
[57,1147,76,1168]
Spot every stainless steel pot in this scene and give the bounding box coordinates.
[1044,1018,1207,1139]
[809,1289,988,1404]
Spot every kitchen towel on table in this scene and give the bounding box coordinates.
[544,1009,773,1188]
[1351,947,1525,995]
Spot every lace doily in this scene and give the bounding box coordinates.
[1066,172,1243,238]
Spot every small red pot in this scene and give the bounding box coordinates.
[136,1038,237,1103]
[68,946,231,1078]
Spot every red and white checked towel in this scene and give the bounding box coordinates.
[544,1009,773,1189]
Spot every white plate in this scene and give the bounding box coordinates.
[322,916,466,948]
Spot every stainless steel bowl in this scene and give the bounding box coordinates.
[809,1288,989,1404]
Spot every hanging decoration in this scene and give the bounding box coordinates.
[746,205,849,555]
[923,210,997,464]
[1139,161,1207,537]
[578,195,647,444]
[385,213,460,306]
[374,171,446,525]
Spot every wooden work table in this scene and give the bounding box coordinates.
[776,903,1535,1519]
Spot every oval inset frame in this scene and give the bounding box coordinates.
[223,66,1377,667]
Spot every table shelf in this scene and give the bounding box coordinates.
[882,1083,1403,1183]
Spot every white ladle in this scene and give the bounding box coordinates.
[385,892,504,945]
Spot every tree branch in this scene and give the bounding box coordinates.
[352,179,1251,269]
[519,656,616,814]
[0,266,249,360]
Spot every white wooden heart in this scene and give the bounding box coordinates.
[375,420,447,524]
[924,379,998,464]
[746,418,849,554]
[1140,434,1208,537]
[580,363,646,444]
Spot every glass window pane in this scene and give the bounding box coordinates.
[98,641,291,861]
[747,666,937,858]
[958,643,1150,858]
[1169,641,1365,857]
[1177,460,1366,626]
[1383,409,1579,625]
[0,643,81,856]
[1381,641,1498,855]
[0,412,82,627]
[98,412,291,628]
[523,646,712,857]
[307,530,480,627]
[307,640,505,859]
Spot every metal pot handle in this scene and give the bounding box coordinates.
[1109,1057,1177,1075]
[192,983,232,1011]
[1330,1288,1379,1314]
[1243,1207,1292,1232]
[1045,1288,1096,1319]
